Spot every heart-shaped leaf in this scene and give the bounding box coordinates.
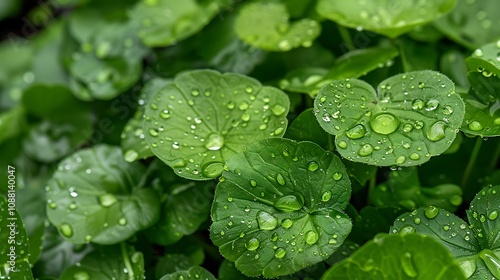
[235,2,321,52]
[61,244,144,280]
[370,167,463,211]
[129,0,230,47]
[0,194,34,279]
[314,70,465,167]
[466,40,500,77]
[159,266,215,280]
[434,0,500,49]
[210,138,352,278]
[121,78,172,162]
[460,72,500,137]
[316,0,456,38]
[322,233,466,280]
[391,185,500,279]
[46,144,160,244]
[143,69,290,180]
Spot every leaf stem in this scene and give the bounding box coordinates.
[461,137,483,190]
[393,39,409,72]
[327,134,335,152]
[368,169,377,199]
[121,242,135,280]
[337,25,355,51]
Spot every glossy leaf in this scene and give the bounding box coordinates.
[121,78,172,162]
[350,206,405,244]
[434,0,500,49]
[322,233,466,280]
[317,0,456,38]
[440,49,470,90]
[370,167,463,211]
[0,106,25,144]
[314,70,465,167]
[280,47,398,97]
[129,0,230,47]
[0,195,34,279]
[210,138,352,278]
[460,72,500,137]
[45,144,160,244]
[155,254,194,279]
[235,2,321,52]
[466,40,500,77]
[143,69,290,180]
[159,266,215,280]
[61,244,144,280]
[467,185,500,251]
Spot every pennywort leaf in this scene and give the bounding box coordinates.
[46,144,160,244]
[466,40,500,77]
[210,138,352,278]
[235,2,321,52]
[317,0,456,38]
[314,70,465,167]
[143,69,290,180]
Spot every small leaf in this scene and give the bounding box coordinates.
[61,244,144,280]
[0,105,26,144]
[466,40,500,77]
[314,70,465,167]
[0,195,34,279]
[317,0,456,38]
[143,69,290,180]
[467,185,500,250]
[46,144,160,244]
[155,254,194,279]
[159,266,216,280]
[129,0,229,47]
[210,138,352,278]
[235,2,321,52]
[322,233,466,280]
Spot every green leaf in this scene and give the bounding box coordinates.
[466,40,500,77]
[322,233,466,280]
[129,0,229,47]
[235,2,321,52]
[0,106,26,144]
[285,108,330,150]
[434,0,500,49]
[61,244,144,280]
[46,144,160,244]
[280,47,399,97]
[467,185,500,251]
[314,70,465,167]
[0,194,34,279]
[155,254,194,279]
[143,69,290,180]
[460,72,500,137]
[370,167,463,211]
[121,78,172,162]
[350,206,405,244]
[440,49,470,90]
[317,0,456,38]
[159,266,216,280]
[210,138,352,278]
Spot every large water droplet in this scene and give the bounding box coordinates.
[124,150,139,162]
[276,173,286,186]
[118,218,127,225]
[400,225,416,235]
[333,172,343,180]
[479,250,500,279]
[98,194,118,207]
[205,133,224,151]
[370,113,399,135]
[346,124,366,139]
[281,218,293,229]
[202,162,224,178]
[60,223,74,238]
[358,144,374,157]
[274,194,304,212]
[425,99,439,111]
[424,206,439,219]
[338,141,347,149]
[308,161,319,171]
[172,159,187,168]
[73,271,90,280]
[412,99,424,110]
[468,121,483,131]
[488,210,498,220]
[426,121,446,141]
[272,104,286,116]
[245,238,260,251]
[275,248,286,258]
[321,191,332,202]
[257,211,278,230]
[305,230,319,245]
[401,252,418,277]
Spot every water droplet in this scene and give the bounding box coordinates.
[488,210,498,220]
[413,217,421,225]
[449,195,462,206]
[346,124,366,139]
[400,225,416,234]
[124,150,139,162]
[424,206,439,219]
[370,113,400,135]
[403,124,413,133]
[148,128,158,137]
[191,89,200,97]
[396,156,406,164]
[409,153,420,160]
[321,191,332,202]
[172,159,187,168]
[119,218,127,225]
[98,194,118,207]
[473,48,483,57]
[358,144,374,157]
[333,172,343,181]
[468,121,483,131]
[160,110,170,119]
[239,102,249,110]
[205,133,224,151]
[426,121,447,141]
[202,162,224,178]
[412,99,424,110]
[282,218,293,229]
[425,99,439,111]
[245,238,260,250]
[257,211,278,230]
[60,223,74,237]
[73,271,90,280]
[338,141,347,149]
[305,230,319,245]
[308,161,319,171]
[275,248,286,258]
[443,105,454,115]
[401,252,418,277]
[274,194,304,212]
[272,104,286,116]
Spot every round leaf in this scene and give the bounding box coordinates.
[143,69,290,180]
[235,2,321,52]
[210,138,352,278]
[466,40,500,77]
[159,266,215,280]
[314,70,465,167]
[316,0,456,38]
[46,144,160,244]
[467,185,500,251]
[322,233,466,280]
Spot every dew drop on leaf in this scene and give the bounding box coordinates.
[410,153,420,160]
[358,144,374,156]
[257,211,278,230]
[245,238,260,251]
[98,194,118,207]
[124,150,139,162]
[119,218,127,226]
[488,210,498,220]
[426,121,447,141]
[275,248,287,258]
[202,162,224,178]
[370,113,400,135]
[308,161,319,171]
[338,141,347,149]
[281,218,293,229]
[321,191,332,202]
[424,206,439,219]
[412,99,424,110]
[346,124,366,139]
[73,271,90,280]
[468,121,483,131]
[400,225,416,234]
[305,230,319,245]
[274,194,304,212]
[60,223,74,238]
[333,172,343,181]
[401,252,418,277]
[449,195,462,206]
[425,99,439,111]
[413,217,421,225]
[272,104,287,116]
[205,133,224,151]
